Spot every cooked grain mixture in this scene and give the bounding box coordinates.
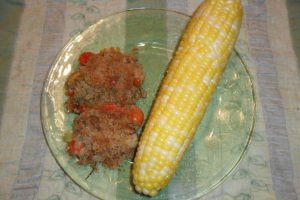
[66,103,143,168]
[65,48,146,113]
[65,48,145,169]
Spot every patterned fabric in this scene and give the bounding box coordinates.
[0,0,299,199]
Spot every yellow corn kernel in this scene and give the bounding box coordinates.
[132,0,243,196]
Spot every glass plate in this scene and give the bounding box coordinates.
[41,9,255,200]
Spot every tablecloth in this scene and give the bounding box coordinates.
[0,0,299,199]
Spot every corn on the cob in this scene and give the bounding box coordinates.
[132,0,243,196]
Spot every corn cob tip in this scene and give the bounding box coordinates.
[135,185,158,197]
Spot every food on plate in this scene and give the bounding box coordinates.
[65,48,146,114]
[64,48,145,169]
[132,0,243,196]
[65,103,143,169]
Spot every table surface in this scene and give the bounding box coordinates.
[0,0,299,200]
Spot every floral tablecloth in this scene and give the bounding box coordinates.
[0,0,299,199]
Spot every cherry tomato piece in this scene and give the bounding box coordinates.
[67,140,84,156]
[79,103,88,113]
[79,52,94,66]
[99,103,120,112]
[67,88,75,97]
[133,78,142,87]
[129,106,144,127]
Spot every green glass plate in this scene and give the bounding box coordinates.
[41,9,255,200]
